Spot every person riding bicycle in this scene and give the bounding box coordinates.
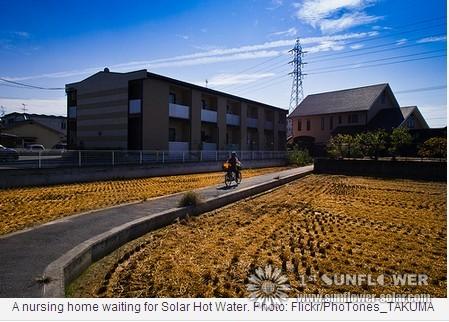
[227,151,241,181]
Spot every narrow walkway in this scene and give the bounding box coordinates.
[0,166,312,297]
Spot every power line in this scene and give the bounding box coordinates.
[0,78,64,90]
[395,85,447,94]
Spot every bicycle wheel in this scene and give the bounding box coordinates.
[236,171,242,184]
[224,173,232,187]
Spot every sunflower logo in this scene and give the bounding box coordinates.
[246,264,291,302]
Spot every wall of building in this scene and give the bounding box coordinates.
[291,111,367,144]
[7,123,63,148]
[367,88,397,122]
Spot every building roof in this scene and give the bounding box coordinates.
[67,69,288,113]
[400,106,416,119]
[3,112,65,119]
[7,120,64,136]
[399,105,429,129]
[289,83,389,117]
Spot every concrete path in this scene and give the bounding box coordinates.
[0,166,312,297]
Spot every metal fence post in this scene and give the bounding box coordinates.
[78,151,82,167]
[140,151,143,165]
[200,151,202,162]
[215,151,218,161]
[38,151,42,169]
[112,151,115,167]
[182,151,185,163]
[252,151,254,160]
[162,151,165,164]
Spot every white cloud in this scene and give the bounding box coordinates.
[176,34,189,40]
[350,43,364,49]
[205,73,275,87]
[0,97,66,116]
[266,0,283,10]
[396,38,407,46]
[295,0,381,34]
[2,31,377,81]
[269,27,298,37]
[416,36,447,43]
[372,25,392,30]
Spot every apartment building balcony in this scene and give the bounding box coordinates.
[168,141,189,151]
[169,103,190,119]
[247,117,258,128]
[202,142,217,150]
[201,109,217,123]
[264,120,274,130]
[226,113,240,126]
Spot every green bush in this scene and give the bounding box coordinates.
[418,137,447,159]
[287,147,313,166]
[327,134,361,159]
[389,127,412,157]
[178,191,201,207]
[356,130,388,160]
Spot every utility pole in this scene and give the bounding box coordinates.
[21,103,28,113]
[288,38,306,137]
[205,79,208,88]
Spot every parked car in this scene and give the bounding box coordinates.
[27,144,45,151]
[52,143,67,150]
[0,145,19,161]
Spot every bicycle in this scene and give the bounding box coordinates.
[222,162,242,187]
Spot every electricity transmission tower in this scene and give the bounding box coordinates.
[287,38,306,137]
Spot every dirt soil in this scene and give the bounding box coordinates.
[68,174,447,298]
[0,166,289,235]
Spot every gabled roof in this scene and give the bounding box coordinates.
[368,107,404,130]
[289,83,390,117]
[399,106,429,129]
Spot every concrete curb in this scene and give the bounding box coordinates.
[42,167,312,297]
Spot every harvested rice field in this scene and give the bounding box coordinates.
[0,166,289,235]
[69,174,447,297]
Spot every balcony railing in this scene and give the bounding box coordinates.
[169,103,190,119]
[201,109,217,123]
[226,113,240,126]
[202,142,217,151]
[168,141,189,151]
[247,117,258,128]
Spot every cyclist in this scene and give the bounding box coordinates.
[227,151,241,183]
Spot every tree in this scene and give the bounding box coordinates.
[357,130,388,160]
[327,134,361,159]
[389,127,413,158]
[418,137,447,159]
[288,146,313,166]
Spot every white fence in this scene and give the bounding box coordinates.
[0,149,288,169]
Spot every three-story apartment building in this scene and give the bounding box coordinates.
[66,69,287,151]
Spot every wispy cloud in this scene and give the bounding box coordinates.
[269,27,298,38]
[396,38,407,46]
[372,25,392,30]
[416,36,447,43]
[205,73,275,87]
[266,0,283,10]
[350,43,364,49]
[176,34,189,40]
[2,31,378,81]
[295,0,381,34]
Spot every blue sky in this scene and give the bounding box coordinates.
[0,0,446,127]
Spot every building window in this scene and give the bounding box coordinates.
[306,119,311,131]
[169,93,176,104]
[338,115,342,124]
[68,106,77,119]
[330,116,333,130]
[321,117,325,130]
[169,128,176,141]
[298,120,302,131]
[407,116,415,128]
